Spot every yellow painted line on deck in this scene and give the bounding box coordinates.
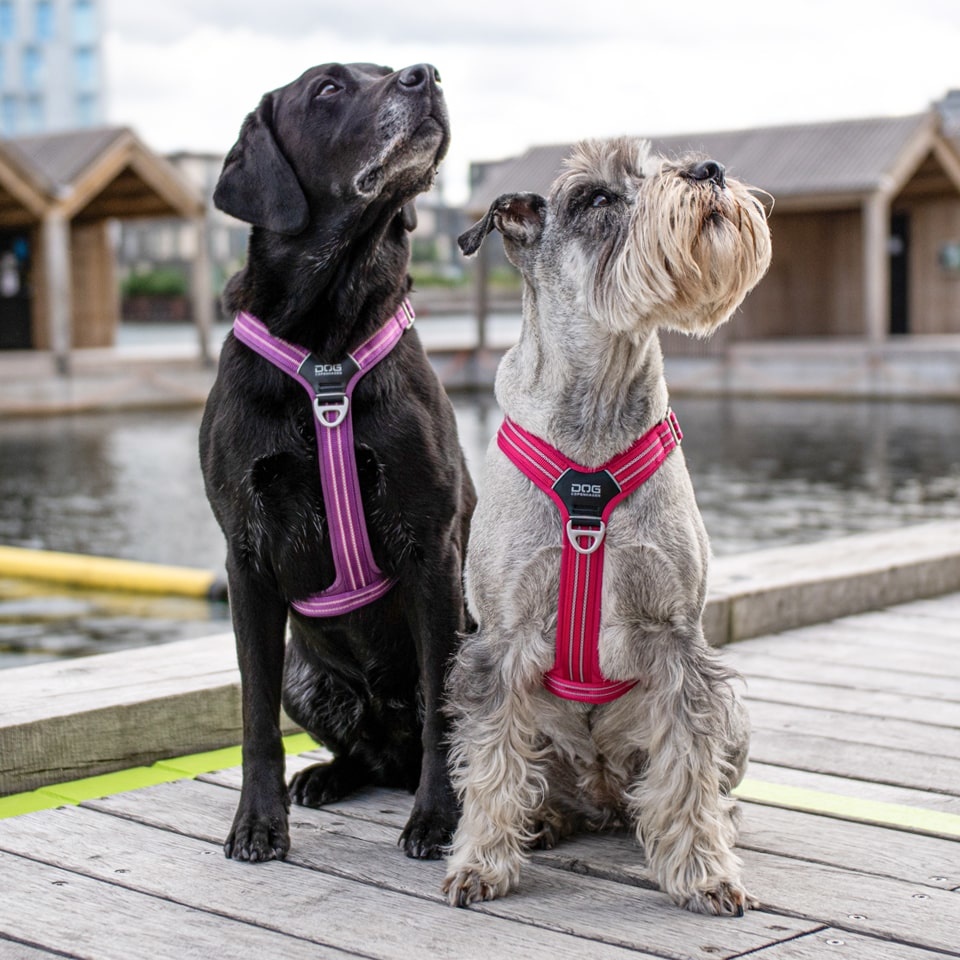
[0,545,226,599]
[734,777,960,839]
[3,753,957,843]
[0,733,317,820]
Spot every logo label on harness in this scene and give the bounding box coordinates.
[298,353,360,398]
[552,468,621,518]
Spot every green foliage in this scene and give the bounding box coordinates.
[122,268,188,298]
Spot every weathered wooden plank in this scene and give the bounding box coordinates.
[0,633,300,795]
[746,928,958,959]
[82,779,817,960]
[723,648,960,701]
[0,804,669,960]
[737,801,960,888]
[106,774,960,954]
[745,761,960,816]
[728,626,960,677]
[0,938,64,959]
[0,850,357,960]
[741,675,960,727]
[526,831,960,954]
[746,699,960,759]
[893,593,960,619]
[749,728,960,794]
[0,633,237,725]
[835,609,960,643]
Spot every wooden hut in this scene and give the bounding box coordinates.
[0,127,206,369]
[466,107,960,347]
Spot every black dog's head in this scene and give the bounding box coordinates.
[214,62,449,237]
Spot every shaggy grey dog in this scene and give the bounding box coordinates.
[442,137,772,915]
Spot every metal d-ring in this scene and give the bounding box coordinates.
[313,395,349,427]
[566,520,606,555]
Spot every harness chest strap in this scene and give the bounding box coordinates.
[233,300,414,616]
[497,411,682,704]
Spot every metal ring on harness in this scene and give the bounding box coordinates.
[566,519,606,555]
[314,396,349,427]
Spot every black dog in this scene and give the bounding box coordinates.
[200,62,475,862]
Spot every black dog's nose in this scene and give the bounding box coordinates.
[398,64,440,89]
[689,160,726,188]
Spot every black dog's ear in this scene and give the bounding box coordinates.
[400,202,418,232]
[214,94,309,235]
[458,193,546,256]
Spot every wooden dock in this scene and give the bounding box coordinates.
[0,589,957,959]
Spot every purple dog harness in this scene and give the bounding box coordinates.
[233,300,414,616]
[498,411,683,703]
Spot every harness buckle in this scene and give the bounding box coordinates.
[566,518,606,555]
[313,395,349,427]
[666,408,683,447]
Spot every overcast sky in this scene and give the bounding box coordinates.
[103,0,960,203]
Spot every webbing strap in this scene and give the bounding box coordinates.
[233,301,414,615]
[497,411,682,703]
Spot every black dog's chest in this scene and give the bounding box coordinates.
[245,417,390,587]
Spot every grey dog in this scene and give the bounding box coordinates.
[442,137,772,915]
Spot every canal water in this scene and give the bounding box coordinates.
[1,393,959,666]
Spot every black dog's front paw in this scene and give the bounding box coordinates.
[224,806,290,863]
[400,805,457,860]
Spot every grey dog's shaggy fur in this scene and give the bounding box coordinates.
[442,137,772,915]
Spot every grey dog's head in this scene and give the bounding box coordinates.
[461,137,771,339]
[214,62,449,236]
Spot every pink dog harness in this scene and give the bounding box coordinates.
[233,300,414,616]
[498,411,683,703]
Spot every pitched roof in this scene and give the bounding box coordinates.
[467,112,941,213]
[0,126,204,219]
[8,127,132,189]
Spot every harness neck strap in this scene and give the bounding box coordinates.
[497,410,682,703]
[233,300,414,616]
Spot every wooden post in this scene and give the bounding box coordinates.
[191,216,214,365]
[862,193,889,344]
[42,209,72,375]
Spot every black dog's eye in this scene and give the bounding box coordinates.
[590,190,613,208]
[316,81,341,98]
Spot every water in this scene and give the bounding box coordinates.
[1,394,959,666]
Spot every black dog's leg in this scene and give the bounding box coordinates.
[224,563,291,862]
[401,544,464,859]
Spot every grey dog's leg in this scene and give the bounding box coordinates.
[442,667,546,906]
[627,648,754,915]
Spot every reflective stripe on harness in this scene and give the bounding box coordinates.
[497,411,682,703]
[233,300,414,616]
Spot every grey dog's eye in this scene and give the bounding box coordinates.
[590,191,612,208]
[317,81,340,97]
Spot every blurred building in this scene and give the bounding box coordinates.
[0,0,104,136]
[0,126,204,361]
[118,151,247,321]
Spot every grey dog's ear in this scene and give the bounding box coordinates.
[458,193,546,256]
[213,94,309,235]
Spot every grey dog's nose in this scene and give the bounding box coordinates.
[689,160,726,188]
[398,64,440,89]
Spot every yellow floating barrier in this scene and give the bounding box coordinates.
[0,545,227,601]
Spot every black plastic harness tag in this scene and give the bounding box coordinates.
[298,353,361,428]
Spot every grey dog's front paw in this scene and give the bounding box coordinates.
[681,881,758,917]
[442,868,499,907]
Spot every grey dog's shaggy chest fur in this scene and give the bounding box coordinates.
[443,137,771,915]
